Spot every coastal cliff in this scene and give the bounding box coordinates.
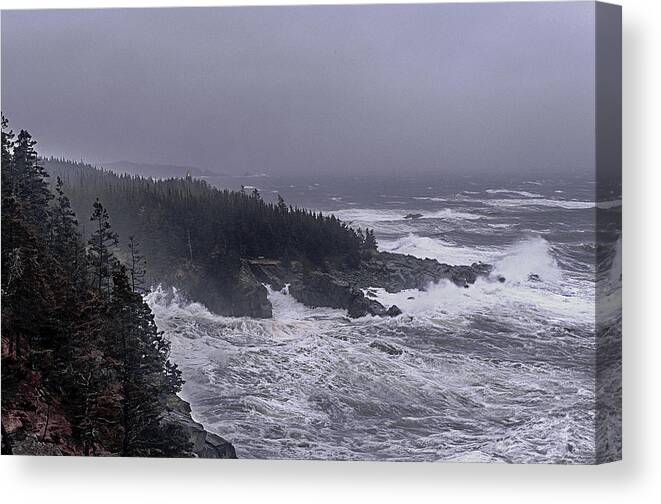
[1,359,236,459]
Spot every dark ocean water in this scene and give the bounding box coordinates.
[146,173,621,463]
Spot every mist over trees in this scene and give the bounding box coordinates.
[44,157,375,268]
[42,157,377,314]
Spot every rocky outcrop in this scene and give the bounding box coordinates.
[162,260,271,319]
[247,259,288,291]
[386,305,403,317]
[287,271,399,318]
[248,252,493,318]
[166,249,493,320]
[230,261,272,318]
[164,395,237,459]
[288,271,354,310]
[347,292,389,318]
[332,251,493,292]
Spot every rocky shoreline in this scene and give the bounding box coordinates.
[248,251,494,318]
[166,251,494,320]
[3,253,493,456]
[174,251,494,319]
[151,250,494,456]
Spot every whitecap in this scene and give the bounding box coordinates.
[412,196,447,202]
[484,198,594,210]
[485,189,543,198]
[329,207,484,224]
[379,233,495,264]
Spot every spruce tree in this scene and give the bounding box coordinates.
[88,199,119,295]
[52,177,88,292]
[363,228,378,252]
[276,194,287,213]
[11,129,52,231]
[127,235,147,293]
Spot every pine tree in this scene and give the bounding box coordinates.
[46,177,89,372]
[363,228,378,252]
[88,199,119,295]
[276,194,287,213]
[356,227,365,245]
[127,235,147,293]
[52,177,87,292]
[11,129,52,231]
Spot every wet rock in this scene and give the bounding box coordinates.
[247,251,494,319]
[165,395,237,459]
[331,252,493,293]
[347,293,387,318]
[386,305,403,317]
[471,262,494,276]
[497,275,506,283]
[289,271,389,318]
[162,260,272,318]
[369,341,403,356]
[231,261,273,318]
[450,266,478,286]
[404,213,423,220]
[248,260,288,291]
[289,272,354,309]
[528,273,541,282]
[202,432,238,459]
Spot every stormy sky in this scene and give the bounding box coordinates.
[1,3,596,177]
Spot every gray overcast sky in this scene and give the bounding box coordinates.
[1,3,595,177]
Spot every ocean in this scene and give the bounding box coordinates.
[145,173,622,463]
